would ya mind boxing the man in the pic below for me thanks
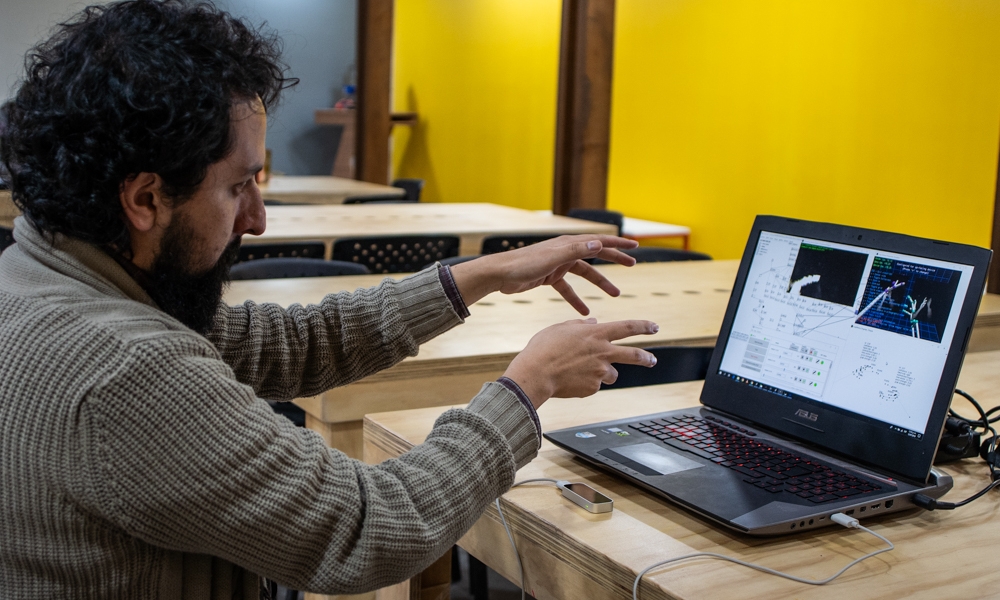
[0,1,658,598]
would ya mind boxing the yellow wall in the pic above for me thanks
[393,0,561,209]
[394,1,1000,258]
[609,0,1000,258]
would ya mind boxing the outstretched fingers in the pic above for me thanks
[552,278,589,315]
[568,260,621,297]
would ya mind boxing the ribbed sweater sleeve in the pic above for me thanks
[75,340,538,595]
[207,265,461,400]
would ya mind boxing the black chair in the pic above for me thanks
[480,234,560,255]
[596,246,711,264]
[601,346,714,390]
[343,194,410,204]
[438,254,480,267]
[567,208,623,236]
[230,258,370,281]
[332,235,460,274]
[391,178,424,202]
[237,242,326,263]
[0,226,13,254]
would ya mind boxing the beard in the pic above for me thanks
[143,216,242,335]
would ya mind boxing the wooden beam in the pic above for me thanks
[552,0,616,215]
[991,132,1000,294]
[356,0,394,184]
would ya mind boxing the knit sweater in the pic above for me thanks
[0,217,540,599]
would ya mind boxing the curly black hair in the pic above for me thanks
[0,0,296,248]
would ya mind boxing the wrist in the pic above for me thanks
[500,368,551,410]
[451,255,504,305]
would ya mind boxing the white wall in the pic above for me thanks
[0,0,356,176]
[0,0,89,100]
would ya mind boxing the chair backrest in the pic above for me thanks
[343,194,412,205]
[480,234,560,255]
[332,235,460,274]
[601,346,714,390]
[230,258,369,280]
[595,246,712,264]
[438,254,480,268]
[391,178,425,202]
[263,199,308,206]
[0,226,14,254]
[238,242,326,263]
[567,208,623,236]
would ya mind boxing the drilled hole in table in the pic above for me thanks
[683,290,701,294]
[513,300,532,304]
[584,296,602,300]
[621,294,637,298]
[715,288,731,293]
[651,292,670,297]
[549,298,564,302]
[479,302,494,306]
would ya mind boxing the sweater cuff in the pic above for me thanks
[394,264,466,345]
[466,382,541,470]
[437,264,470,319]
[496,377,542,445]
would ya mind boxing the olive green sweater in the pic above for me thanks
[0,218,539,599]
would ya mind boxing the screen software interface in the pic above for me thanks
[718,231,973,439]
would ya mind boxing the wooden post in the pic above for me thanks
[552,0,616,215]
[990,134,1000,294]
[356,0,394,185]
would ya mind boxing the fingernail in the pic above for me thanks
[587,241,600,250]
[651,323,660,333]
[649,355,658,366]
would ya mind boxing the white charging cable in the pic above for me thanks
[494,478,567,600]
[630,513,893,598]
[494,482,895,600]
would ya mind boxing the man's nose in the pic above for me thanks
[236,181,266,237]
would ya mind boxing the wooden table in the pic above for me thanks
[621,217,691,250]
[224,260,1000,459]
[0,190,17,228]
[259,175,404,205]
[363,350,1000,600]
[246,202,618,258]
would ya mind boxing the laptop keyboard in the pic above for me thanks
[627,414,886,503]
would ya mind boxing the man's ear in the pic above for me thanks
[120,172,171,233]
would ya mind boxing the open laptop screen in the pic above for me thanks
[717,230,973,439]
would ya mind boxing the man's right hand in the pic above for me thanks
[503,319,660,409]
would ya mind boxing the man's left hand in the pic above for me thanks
[449,235,640,315]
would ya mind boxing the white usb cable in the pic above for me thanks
[493,481,895,600]
[630,513,894,598]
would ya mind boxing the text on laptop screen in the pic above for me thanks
[718,231,973,438]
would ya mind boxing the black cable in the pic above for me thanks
[915,389,1000,510]
[914,479,1000,510]
[948,389,1000,427]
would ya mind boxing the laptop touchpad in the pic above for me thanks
[601,443,703,476]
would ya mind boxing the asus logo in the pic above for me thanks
[795,409,819,422]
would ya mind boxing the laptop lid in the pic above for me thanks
[701,216,991,483]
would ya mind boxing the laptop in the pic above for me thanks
[546,216,992,535]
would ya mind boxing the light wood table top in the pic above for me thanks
[246,202,618,257]
[363,350,1000,600]
[226,260,737,424]
[259,175,403,205]
[225,260,1000,425]
[0,190,17,228]
[622,217,691,249]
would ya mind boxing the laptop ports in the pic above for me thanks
[885,499,894,509]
